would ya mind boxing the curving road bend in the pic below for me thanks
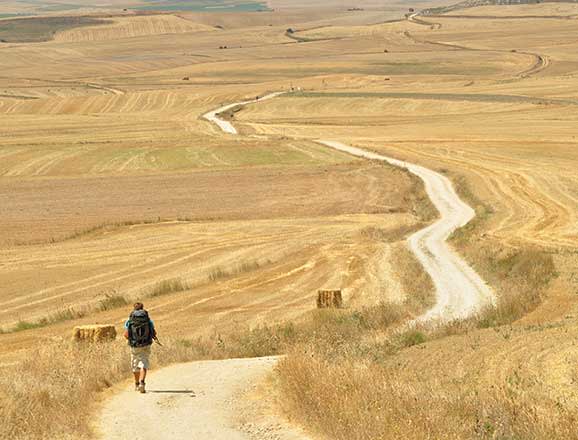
[203,92,285,135]
[204,96,495,322]
[317,141,495,321]
[98,94,496,440]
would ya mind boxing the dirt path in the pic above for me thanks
[202,92,285,135]
[98,93,494,439]
[97,357,307,440]
[318,141,495,321]
[207,95,494,321]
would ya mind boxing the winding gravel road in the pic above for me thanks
[204,94,495,320]
[318,141,495,321]
[98,92,494,440]
[203,92,285,135]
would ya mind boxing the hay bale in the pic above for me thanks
[317,289,343,309]
[73,325,116,342]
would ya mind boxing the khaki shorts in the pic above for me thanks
[130,345,151,372]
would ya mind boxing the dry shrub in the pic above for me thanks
[145,278,190,298]
[98,292,129,311]
[461,246,558,328]
[208,260,263,283]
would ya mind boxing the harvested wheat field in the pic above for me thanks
[2,0,578,438]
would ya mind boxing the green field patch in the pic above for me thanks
[0,141,352,177]
[38,3,95,12]
[0,16,110,43]
[133,0,269,12]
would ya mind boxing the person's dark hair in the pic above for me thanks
[133,302,144,310]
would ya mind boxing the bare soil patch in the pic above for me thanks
[0,162,413,244]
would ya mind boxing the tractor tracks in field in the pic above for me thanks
[405,12,551,81]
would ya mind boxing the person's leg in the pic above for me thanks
[138,368,147,393]
[131,348,140,390]
[137,345,151,393]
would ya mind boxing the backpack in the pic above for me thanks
[127,310,153,347]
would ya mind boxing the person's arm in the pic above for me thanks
[123,320,129,340]
[150,319,157,338]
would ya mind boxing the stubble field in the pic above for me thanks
[0,4,434,356]
[2,1,578,438]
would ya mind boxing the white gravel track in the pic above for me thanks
[317,140,495,321]
[98,93,494,440]
[202,92,285,135]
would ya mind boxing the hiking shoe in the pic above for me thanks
[135,383,140,392]
[139,381,146,394]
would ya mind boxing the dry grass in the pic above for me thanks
[2,2,578,438]
[274,253,562,440]
[0,179,560,440]
[273,177,562,440]
[208,260,263,283]
[0,337,209,439]
[278,354,470,440]
[394,243,436,311]
[0,303,408,439]
[7,218,165,247]
[0,278,189,334]
[0,341,127,440]
[0,277,191,334]
[474,247,557,327]
[277,349,578,440]
[54,15,215,42]
[7,308,87,333]
[450,173,558,326]
[98,293,130,312]
[145,278,191,298]
[264,151,563,440]
[216,104,244,121]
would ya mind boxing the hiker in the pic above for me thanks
[123,302,156,394]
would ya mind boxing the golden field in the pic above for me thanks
[1,0,578,438]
